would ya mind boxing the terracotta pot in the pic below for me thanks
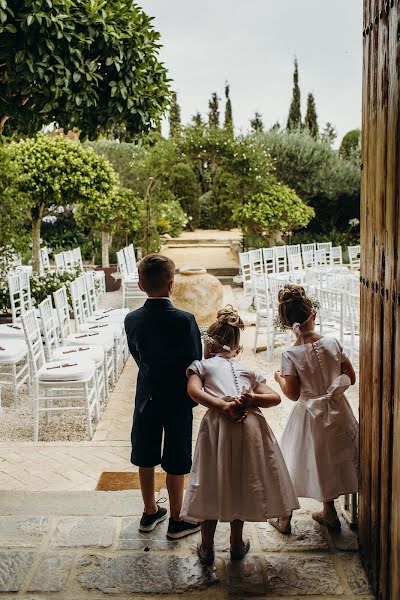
[95,265,121,292]
[0,314,12,324]
[172,267,224,326]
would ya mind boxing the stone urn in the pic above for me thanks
[172,267,224,326]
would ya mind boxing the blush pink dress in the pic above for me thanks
[279,336,359,502]
[180,356,299,523]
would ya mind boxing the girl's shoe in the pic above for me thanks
[312,512,341,531]
[268,518,292,535]
[197,543,215,566]
[230,539,250,560]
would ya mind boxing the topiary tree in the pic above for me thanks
[9,134,117,272]
[339,129,361,161]
[0,0,170,139]
[286,58,302,131]
[233,183,315,243]
[75,186,143,267]
[168,163,201,229]
[0,144,29,253]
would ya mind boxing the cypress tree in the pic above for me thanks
[208,92,220,128]
[250,112,264,133]
[224,84,233,134]
[286,58,302,130]
[169,91,181,137]
[192,112,203,127]
[304,93,319,138]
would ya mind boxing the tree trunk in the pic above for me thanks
[32,218,42,273]
[101,229,110,268]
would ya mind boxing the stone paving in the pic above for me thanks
[0,491,373,599]
[0,285,369,599]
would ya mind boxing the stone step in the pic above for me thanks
[165,241,235,248]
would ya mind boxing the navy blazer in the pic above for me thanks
[124,299,202,413]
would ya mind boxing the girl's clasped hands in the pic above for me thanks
[221,386,254,423]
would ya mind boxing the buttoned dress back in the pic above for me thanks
[279,336,359,502]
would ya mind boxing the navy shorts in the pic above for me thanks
[131,400,193,475]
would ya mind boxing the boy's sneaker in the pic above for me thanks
[166,518,201,539]
[139,506,168,532]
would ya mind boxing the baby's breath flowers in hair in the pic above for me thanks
[274,284,320,331]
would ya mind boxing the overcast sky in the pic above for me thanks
[141,0,363,144]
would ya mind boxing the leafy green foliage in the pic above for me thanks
[304,93,319,138]
[0,144,30,252]
[208,92,220,128]
[9,134,117,271]
[224,84,233,135]
[286,58,301,130]
[234,184,314,239]
[250,112,264,133]
[88,141,145,189]
[168,163,201,229]
[169,91,182,138]
[155,191,188,236]
[0,0,170,139]
[339,129,361,161]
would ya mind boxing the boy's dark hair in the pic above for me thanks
[138,254,176,294]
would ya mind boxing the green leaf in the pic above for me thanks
[26,14,34,26]
[73,72,81,82]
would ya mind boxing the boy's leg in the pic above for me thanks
[166,473,185,520]
[139,467,157,515]
[201,519,218,549]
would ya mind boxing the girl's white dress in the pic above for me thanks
[280,336,359,502]
[180,356,299,523]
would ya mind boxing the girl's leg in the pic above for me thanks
[230,519,244,546]
[321,500,337,519]
[201,520,218,549]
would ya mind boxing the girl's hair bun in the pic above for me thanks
[278,284,307,305]
[216,305,244,330]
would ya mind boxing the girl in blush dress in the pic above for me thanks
[270,285,358,534]
[180,306,299,565]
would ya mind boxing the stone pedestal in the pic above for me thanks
[172,267,224,326]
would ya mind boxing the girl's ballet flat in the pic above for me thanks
[312,512,341,531]
[197,543,215,566]
[230,539,250,560]
[268,518,292,535]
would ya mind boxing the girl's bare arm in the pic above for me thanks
[239,383,281,408]
[341,356,356,385]
[274,370,301,401]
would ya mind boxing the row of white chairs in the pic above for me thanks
[0,271,130,439]
[49,247,106,295]
[240,243,361,299]
[252,270,360,361]
[116,245,145,309]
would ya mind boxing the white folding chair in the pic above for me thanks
[239,252,253,299]
[287,244,301,258]
[288,253,303,272]
[21,308,98,441]
[84,271,128,321]
[8,273,23,323]
[343,292,360,360]
[331,246,343,266]
[348,245,361,271]
[72,248,84,272]
[317,242,332,265]
[0,335,29,408]
[252,273,275,360]
[273,246,287,273]
[54,252,65,273]
[262,248,275,275]
[248,249,264,275]
[39,296,106,404]
[302,250,314,269]
[117,250,143,309]
[40,247,51,272]
[315,249,329,268]
[301,243,316,255]
[123,244,138,277]
[316,287,344,342]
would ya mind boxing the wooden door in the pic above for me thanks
[360,2,400,599]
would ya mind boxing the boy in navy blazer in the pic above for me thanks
[125,254,202,538]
